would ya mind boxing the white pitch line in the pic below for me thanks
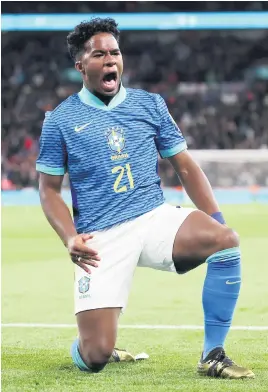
[1,323,268,331]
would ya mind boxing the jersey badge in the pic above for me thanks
[106,127,125,154]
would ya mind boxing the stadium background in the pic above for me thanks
[2,2,268,392]
[2,1,268,201]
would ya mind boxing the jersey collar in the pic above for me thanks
[78,84,126,110]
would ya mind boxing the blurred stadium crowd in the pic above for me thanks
[2,1,268,189]
[2,1,267,13]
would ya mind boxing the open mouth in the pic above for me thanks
[101,72,118,91]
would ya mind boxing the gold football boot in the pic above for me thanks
[108,348,149,363]
[197,348,255,379]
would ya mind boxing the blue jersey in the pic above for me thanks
[36,85,187,233]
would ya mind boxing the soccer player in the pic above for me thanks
[36,18,254,379]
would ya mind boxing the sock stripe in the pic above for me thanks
[71,338,91,372]
[206,247,240,264]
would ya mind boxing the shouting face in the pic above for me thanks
[76,32,123,96]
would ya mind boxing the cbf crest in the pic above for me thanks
[78,276,90,294]
[106,127,125,154]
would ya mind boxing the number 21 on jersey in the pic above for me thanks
[112,163,134,193]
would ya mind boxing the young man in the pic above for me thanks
[36,18,254,379]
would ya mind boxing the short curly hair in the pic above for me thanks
[67,18,120,61]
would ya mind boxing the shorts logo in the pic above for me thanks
[78,276,90,294]
[106,127,125,154]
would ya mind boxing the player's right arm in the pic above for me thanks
[39,173,99,274]
[36,112,100,273]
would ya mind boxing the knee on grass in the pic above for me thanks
[80,341,114,373]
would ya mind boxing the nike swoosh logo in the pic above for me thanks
[226,280,241,285]
[75,121,92,133]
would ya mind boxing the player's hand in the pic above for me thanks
[67,233,100,274]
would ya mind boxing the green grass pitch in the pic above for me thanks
[2,204,268,391]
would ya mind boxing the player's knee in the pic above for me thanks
[88,359,109,373]
[215,227,240,252]
[80,339,113,373]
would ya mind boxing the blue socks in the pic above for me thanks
[202,247,241,359]
[71,338,91,371]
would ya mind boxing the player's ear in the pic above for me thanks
[75,61,85,75]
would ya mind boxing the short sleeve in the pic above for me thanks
[36,112,67,175]
[155,94,187,158]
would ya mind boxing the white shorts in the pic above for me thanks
[74,203,195,314]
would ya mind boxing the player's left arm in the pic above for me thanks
[168,150,220,216]
[155,93,224,223]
